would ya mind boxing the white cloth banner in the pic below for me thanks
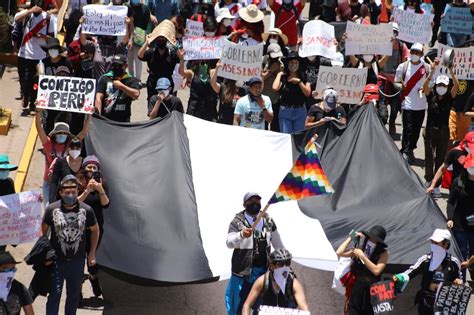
[218,40,264,82]
[315,66,368,104]
[345,21,393,56]
[393,8,434,44]
[36,75,96,114]
[299,20,337,58]
[0,191,42,246]
[82,5,128,36]
[185,19,204,37]
[183,36,224,60]
[437,44,474,80]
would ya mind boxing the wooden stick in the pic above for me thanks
[251,203,270,230]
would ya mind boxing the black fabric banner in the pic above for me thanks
[435,283,472,314]
[370,280,396,314]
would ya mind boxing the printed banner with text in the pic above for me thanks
[218,40,263,82]
[36,75,96,114]
[393,9,433,44]
[299,20,336,59]
[315,66,368,104]
[435,283,472,314]
[370,280,396,314]
[0,191,42,246]
[82,5,128,36]
[345,21,393,56]
[441,6,472,35]
[437,44,474,80]
[183,36,224,60]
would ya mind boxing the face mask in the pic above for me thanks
[324,93,337,110]
[241,32,249,39]
[62,193,78,206]
[429,243,447,271]
[0,270,16,301]
[269,38,278,44]
[363,54,374,63]
[49,49,59,58]
[112,66,124,78]
[273,266,291,292]
[436,86,448,96]
[410,54,420,63]
[467,167,474,176]
[160,89,170,98]
[81,58,93,71]
[222,19,232,27]
[245,203,261,216]
[0,171,9,180]
[69,150,81,159]
[157,41,167,49]
[55,134,67,144]
[288,64,299,73]
[204,31,215,37]
[365,240,376,256]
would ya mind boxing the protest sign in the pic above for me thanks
[185,19,204,37]
[437,44,474,80]
[315,66,368,104]
[218,40,263,82]
[183,36,224,60]
[370,280,396,314]
[441,6,472,35]
[299,20,336,58]
[393,9,434,44]
[435,283,472,314]
[421,3,433,15]
[0,191,41,246]
[345,21,393,56]
[36,75,96,114]
[82,5,128,36]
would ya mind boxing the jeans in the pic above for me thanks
[225,266,266,315]
[401,109,425,154]
[127,45,143,82]
[46,256,85,315]
[423,125,449,185]
[446,33,468,48]
[279,106,307,134]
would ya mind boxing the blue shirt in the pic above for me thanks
[234,94,273,130]
[147,0,179,22]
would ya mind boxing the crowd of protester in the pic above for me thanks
[0,0,473,314]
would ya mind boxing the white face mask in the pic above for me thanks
[69,150,81,159]
[410,54,420,63]
[273,266,290,292]
[429,243,447,271]
[160,89,170,98]
[363,54,374,63]
[269,38,279,44]
[436,86,448,96]
[49,49,60,58]
[241,32,249,39]
[222,19,232,27]
[0,170,9,180]
[204,31,215,37]
[467,167,474,176]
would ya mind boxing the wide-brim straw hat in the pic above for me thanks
[238,4,264,23]
[262,28,288,46]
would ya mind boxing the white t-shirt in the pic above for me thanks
[18,12,54,60]
[234,94,273,129]
[394,61,429,111]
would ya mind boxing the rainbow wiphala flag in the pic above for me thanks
[268,141,334,204]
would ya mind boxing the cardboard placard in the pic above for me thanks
[370,280,396,314]
[437,44,474,80]
[0,191,42,246]
[82,5,128,36]
[393,8,434,44]
[36,75,96,114]
[299,20,337,59]
[345,21,393,56]
[315,66,368,104]
[218,40,264,82]
[435,283,472,314]
[441,6,472,35]
[183,36,224,60]
[185,19,204,37]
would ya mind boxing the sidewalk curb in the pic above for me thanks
[14,118,37,192]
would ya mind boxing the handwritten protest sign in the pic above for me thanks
[218,40,263,82]
[315,66,368,104]
[185,19,204,37]
[183,36,224,60]
[82,5,128,36]
[393,9,433,44]
[36,75,96,114]
[441,6,472,35]
[345,22,393,56]
[437,44,474,80]
[435,283,472,314]
[299,20,336,59]
[370,280,396,314]
[0,191,41,245]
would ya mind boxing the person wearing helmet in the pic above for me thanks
[393,229,462,315]
[305,87,346,129]
[423,59,459,198]
[241,249,308,314]
[225,192,284,315]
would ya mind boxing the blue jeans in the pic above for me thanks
[446,33,468,47]
[225,266,266,315]
[279,106,307,134]
[452,229,474,281]
[46,256,85,315]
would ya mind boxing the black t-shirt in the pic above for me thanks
[444,148,468,184]
[131,3,151,30]
[454,80,473,112]
[0,280,33,315]
[140,47,179,83]
[0,178,15,196]
[97,75,141,122]
[83,186,109,228]
[43,200,97,260]
[93,41,127,80]
[42,56,73,77]
[279,75,307,107]
[307,105,346,121]
[303,57,332,86]
[147,95,184,118]
[427,92,453,128]
[357,61,379,85]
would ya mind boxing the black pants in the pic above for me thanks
[416,290,436,315]
[424,125,449,185]
[401,109,425,154]
[18,58,39,107]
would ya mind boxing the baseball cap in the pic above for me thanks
[156,78,171,90]
[267,43,283,58]
[60,174,80,188]
[429,229,451,242]
[410,43,423,53]
[111,54,127,65]
[435,75,449,86]
[247,77,263,86]
[0,252,21,265]
[243,192,261,203]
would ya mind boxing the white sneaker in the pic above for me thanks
[432,187,441,198]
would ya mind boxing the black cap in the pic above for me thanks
[0,252,21,265]
[60,175,80,188]
[111,54,127,65]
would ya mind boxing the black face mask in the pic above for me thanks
[112,65,124,77]
[81,58,93,71]
[157,41,167,49]
[245,203,261,216]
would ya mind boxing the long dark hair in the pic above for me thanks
[222,79,237,104]
[404,0,422,13]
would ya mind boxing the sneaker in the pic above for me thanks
[432,187,442,198]
[90,276,102,297]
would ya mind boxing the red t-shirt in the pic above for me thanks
[43,137,67,181]
[271,1,303,46]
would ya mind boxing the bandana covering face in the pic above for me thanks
[0,270,15,301]
[273,266,291,293]
[429,243,447,271]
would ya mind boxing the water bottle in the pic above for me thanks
[38,60,44,75]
